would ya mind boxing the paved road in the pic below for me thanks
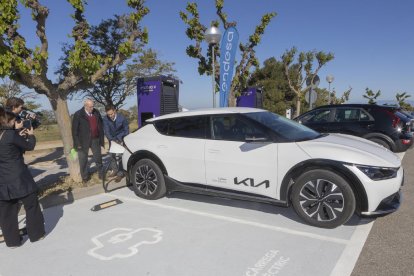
[1,186,376,276]
[352,147,414,276]
[2,142,411,275]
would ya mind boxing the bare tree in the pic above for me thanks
[281,47,334,116]
[0,0,150,182]
[0,78,38,106]
[180,0,275,106]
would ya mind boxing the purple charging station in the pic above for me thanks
[236,87,263,108]
[137,76,179,127]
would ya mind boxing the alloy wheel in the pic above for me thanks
[298,179,345,221]
[135,164,158,196]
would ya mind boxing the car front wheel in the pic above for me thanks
[131,159,166,200]
[291,169,356,228]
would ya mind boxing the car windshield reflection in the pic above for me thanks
[244,111,321,142]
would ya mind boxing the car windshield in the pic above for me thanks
[244,111,322,141]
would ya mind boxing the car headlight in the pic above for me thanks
[356,165,399,180]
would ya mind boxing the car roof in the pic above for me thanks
[294,103,400,120]
[147,107,264,122]
[314,103,399,109]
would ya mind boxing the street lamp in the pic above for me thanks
[205,26,221,108]
[326,75,334,104]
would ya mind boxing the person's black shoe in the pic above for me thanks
[82,174,91,182]
[7,236,23,248]
[31,234,45,243]
[82,176,90,184]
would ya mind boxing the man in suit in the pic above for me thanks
[72,99,105,183]
[103,104,129,180]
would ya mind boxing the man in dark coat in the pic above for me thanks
[0,107,45,248]
[72,99,105,182]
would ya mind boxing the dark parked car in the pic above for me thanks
[398,109,414,131]
[294,104,413,152]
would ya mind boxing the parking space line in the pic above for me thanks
[105,193,350,245]
[329,219,374,276]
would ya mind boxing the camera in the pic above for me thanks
[19,109,42,129]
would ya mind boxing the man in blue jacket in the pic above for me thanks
[103,104,129,180]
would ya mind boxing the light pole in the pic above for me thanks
[205,26,221,108]
[326,75,334,104]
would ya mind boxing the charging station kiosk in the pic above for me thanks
[236,87,263,108]
[137,76,179,127]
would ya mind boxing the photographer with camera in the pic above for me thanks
[5,97,41,131]
[0,106,45,248]
[5,97,25,129]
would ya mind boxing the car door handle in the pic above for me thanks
[157,145,168,149]
[208,149,220,153]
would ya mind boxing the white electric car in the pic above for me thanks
[121,108,403,228]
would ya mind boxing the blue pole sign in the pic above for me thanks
[219,26,239,107]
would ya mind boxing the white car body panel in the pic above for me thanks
[124,125,206,184]
[276,143,312,198]
[122,107,403,224]
[153,135,205,184]
[298,133,401,168]
[205,140,278,197]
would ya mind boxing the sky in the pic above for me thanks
[14,0,414,113]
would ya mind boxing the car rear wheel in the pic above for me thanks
[131,159,166,200]
[369,138,390,150]
[291,169,356,228]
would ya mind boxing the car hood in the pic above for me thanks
[296,133,401,168]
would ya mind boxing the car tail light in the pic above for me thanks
[402,139,411,145]
[392,115,400,128]
[406,123,412,133]
[384,110,401,128]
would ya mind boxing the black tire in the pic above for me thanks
[131,158,166,200]
[291,169,356,228]
[369,138,390,150]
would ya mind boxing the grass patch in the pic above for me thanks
[34,121,139,142]
[35,124,62,142]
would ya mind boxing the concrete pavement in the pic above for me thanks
[351,147,414,275]
[2,141,412,275]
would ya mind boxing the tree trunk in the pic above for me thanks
[295,97,301,117]
[49,93,82,183]
[228,88,237,107]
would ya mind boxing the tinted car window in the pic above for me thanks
[154,120,168,135]
[299,109,332,123]
[211,115,267,142]
[154,116,208,139]
[360,110,371,121]
[334,108,372,122]
[244,111,321,142]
